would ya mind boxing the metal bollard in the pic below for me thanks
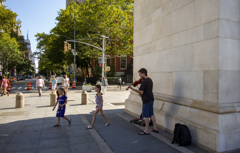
[15,93,24,108]
[81,91,88,105]
[50,93,57,106]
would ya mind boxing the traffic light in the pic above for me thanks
[64,41,67,52]
[68,43,71,51]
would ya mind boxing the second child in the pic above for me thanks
[52,88,71,127]
[51,76,57,93]
[86,85,111,129]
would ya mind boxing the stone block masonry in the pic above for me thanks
[125,0,240,152]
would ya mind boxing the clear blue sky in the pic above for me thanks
[3,0,66,70]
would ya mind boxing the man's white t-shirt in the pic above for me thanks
[63,78,69,87]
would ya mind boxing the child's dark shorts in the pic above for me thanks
[142,101,154,118]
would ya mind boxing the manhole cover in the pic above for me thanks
[111,103,125,106]
[0,112,25,116]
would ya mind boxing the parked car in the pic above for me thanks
[8,76,17,83]
[26,75,33,79]
[16,76,20,81]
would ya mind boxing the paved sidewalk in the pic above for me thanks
[0,89,207,153]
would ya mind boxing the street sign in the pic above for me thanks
[105,54,111,58]
[98,57,107,64]
[105,66,110,72]
[73,52,77,55]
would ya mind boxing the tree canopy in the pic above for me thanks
[36,0,133,75]
[0,4,31,76]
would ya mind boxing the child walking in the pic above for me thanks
[86,85,111,129]
[52,87,71,127]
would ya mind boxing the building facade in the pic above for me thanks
[125,0,240,152]
[25,32,32,61]
[25,32,35,73]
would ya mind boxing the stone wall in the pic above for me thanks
[125,0,240,152]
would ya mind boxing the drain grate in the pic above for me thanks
[25,104,30,106]
[0,112,25,116]
[68,100,75,102]
[111,103,125,106]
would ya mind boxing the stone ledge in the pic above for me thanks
[129,91,240,114]
[132,91,240,114]
[125,98,219,133]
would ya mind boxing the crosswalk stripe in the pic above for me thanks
[12,86,49,90]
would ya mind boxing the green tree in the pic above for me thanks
[0,33,22,75]
[35,0,133,77]
[0,4,29,76]
[0,5,18,34]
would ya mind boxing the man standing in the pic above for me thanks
[117,76,122,90]
[128,68,158,135]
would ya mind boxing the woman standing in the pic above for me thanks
[62,75,70,95]
[1,76,8,96]
[35,76,45,97]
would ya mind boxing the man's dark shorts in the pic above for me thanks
[142,101,154,118]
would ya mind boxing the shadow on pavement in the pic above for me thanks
[0,108,208,153]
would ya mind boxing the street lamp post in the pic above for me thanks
[57,35,108,83]
[101,35,108,84]
[73,14,76,82]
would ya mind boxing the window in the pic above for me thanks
[120,55,127,70]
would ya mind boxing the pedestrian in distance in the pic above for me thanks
[86,84,111,129]
[52,87,71,127]
[35,76,45,97]
[51,76,57,94]
[83,77,87,85]
[96,80,101,85]
[62,75,70,95]
[6,79,10,96]
[1,76,9,96]
[117,76,122,90]
[102,76,108,94]
[128,68,158,135]
[50,76,53,83]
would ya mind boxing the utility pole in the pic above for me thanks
[73,14,76,82]
[102,37,105,84]
[101,35,108,84]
